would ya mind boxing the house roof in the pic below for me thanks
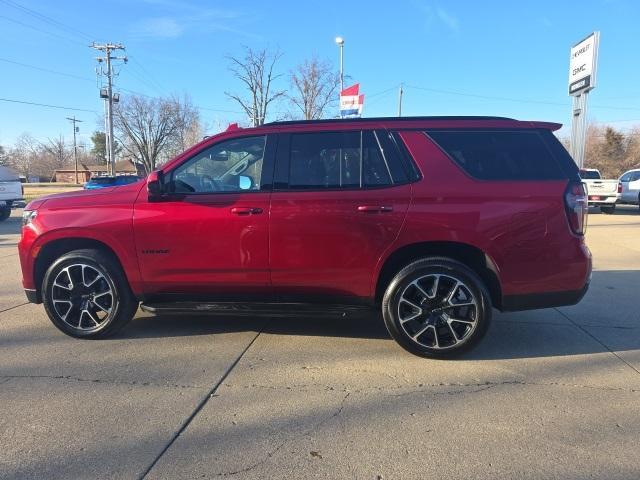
[55,159,137,173]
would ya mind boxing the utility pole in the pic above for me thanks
[91,42,127,176]
[66,116,83,184]
[397,83,404,117]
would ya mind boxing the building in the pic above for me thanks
[53,159,138,183]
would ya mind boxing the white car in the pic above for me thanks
[0,166,23,221]
[618,169,640,209]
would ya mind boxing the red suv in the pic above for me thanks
[18,117,592,357]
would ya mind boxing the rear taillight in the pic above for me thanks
[618,182,622,193]
[564,182,588,235]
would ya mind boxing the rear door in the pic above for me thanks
[269,129,412,301]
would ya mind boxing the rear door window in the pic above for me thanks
[426,130,566,180]
[287,130,392,189]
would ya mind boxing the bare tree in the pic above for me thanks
[288,56,340,120]
[114,94,200,174]
[225,47,285,126]
[41,136,72,174]
[165,94,202,158]
[5,133,39,177]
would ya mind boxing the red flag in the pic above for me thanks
[340,83,359,96]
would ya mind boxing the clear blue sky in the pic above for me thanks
[1,0,639,147]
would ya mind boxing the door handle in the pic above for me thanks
[357,205,393,213]
[230,207,263,215]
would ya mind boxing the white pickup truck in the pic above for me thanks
[580,168,619,214]
[0,166,24,221]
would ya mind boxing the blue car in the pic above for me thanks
[84,175,141,190]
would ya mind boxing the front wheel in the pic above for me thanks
[382,257,492,358]
[42,249,138,338]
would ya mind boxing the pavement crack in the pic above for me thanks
[214,440,286,477]
[226,380,640,395]
[138,320,269,480]
[1,374,199,389]
[0,302,29,314]
[555,307,640,377]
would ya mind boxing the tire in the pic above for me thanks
[42,249,138,339]
[600,205,616,214]
[0,207,10,221]
[382,257,492,358]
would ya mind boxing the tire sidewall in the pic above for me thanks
[382,258,492,358]
[42,252,126,338]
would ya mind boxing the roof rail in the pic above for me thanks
[264,115,516,126]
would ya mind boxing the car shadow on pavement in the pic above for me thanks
[591,205,639,216]
[113,270,640,360]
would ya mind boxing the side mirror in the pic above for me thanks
[147,170,164,200]
[238,175,253,190]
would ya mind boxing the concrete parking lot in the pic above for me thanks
[1,207,639,479]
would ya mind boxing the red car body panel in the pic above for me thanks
[133,190,271,295]
[376,131,591,297]
[19,117,591,309]
[269,185,411,298]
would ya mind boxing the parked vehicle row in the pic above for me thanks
[19,116,592,357]
[579,167,640,213]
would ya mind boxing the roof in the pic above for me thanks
[0,165,20,181]
[258,116,561,132]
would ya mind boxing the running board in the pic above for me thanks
[139,301,374,317]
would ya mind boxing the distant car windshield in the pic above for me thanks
[580,170,601,180]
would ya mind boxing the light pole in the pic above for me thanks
[335,36,344,93]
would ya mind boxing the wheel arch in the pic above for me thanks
[33,238,126,303]
[375,241,502,309]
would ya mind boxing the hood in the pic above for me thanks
[27,182,143,210]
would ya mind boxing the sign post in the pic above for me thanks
[568,32,600,168]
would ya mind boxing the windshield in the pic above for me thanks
[88,177,114,184]
[580,170,601,180]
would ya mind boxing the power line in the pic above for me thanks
[0,56,244,115]
[0,97,98,113]
[0,56,94,82]
[405,84,640,112]
[127,55,167,94]
[0,0,93,41]
[0,14,86,46]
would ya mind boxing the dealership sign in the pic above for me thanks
[340,83,364,118]
[568,32,599,96]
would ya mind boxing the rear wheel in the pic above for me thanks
[601,205,616,214]
[42,249,138,338]
[382,257,492,358]
[0,207,10,221]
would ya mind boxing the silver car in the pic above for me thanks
[618,169,640,208]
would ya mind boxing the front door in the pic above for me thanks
[134,134,275,298]
[269,129,411,301]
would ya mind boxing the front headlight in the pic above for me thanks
[22,210,37,227]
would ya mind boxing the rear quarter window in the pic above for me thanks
[426,130,567,181]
